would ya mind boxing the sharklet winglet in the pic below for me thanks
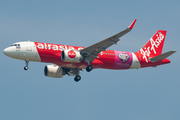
[128,19,137,29]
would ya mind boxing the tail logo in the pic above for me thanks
[140,32,165,63]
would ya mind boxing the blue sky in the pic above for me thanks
[1,0,180,120]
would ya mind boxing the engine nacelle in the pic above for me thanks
[44,65,64,78]
[61,50,83,63]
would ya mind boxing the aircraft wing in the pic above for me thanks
[80,19,137,62]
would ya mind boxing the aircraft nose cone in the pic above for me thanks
[3,47,12,57]
[3,48,8,56]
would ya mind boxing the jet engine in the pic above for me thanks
[44,65,65,78]
[61,50,83,63]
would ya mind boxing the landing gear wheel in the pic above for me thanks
[24,66,29,70]
[74,75,81,82]
[86,65,93,72]
[24,60,29,70]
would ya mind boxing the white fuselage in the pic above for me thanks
[3,41,41,62]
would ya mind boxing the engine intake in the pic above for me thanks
[61,50,83,63]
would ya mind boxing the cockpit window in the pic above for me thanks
[11,44,20,46]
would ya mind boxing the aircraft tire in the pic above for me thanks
[86,65,93,72]
[24,66,29,70]
[74,75,81,82]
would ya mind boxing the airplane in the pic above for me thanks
[3,19,176,82]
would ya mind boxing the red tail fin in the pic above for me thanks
[136,30,167,62]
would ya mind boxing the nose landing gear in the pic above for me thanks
[24,60,29,70]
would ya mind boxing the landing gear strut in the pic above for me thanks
[24,60,29,70]
[86,65,93,72]
[84,57,93,72]
[74,75,81,82]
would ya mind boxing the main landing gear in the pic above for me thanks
[86,65,93,72]
[84,57,93,72]
[74,75,81,82]
[24,60,29,70]
[74,65,93,82]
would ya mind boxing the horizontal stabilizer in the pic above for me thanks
[149,51,176,62]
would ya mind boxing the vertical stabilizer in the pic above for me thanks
[136,30,167,63]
